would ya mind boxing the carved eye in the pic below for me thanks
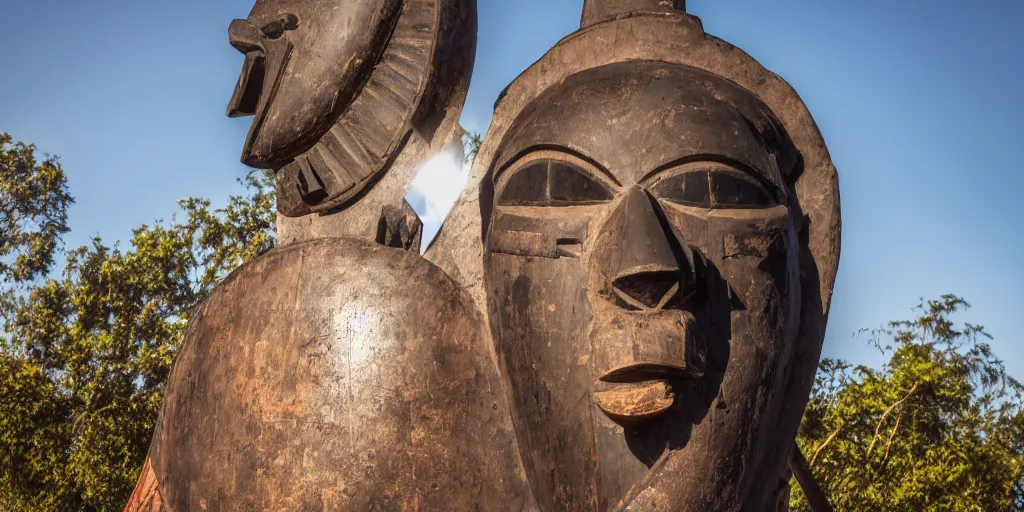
[649,171,710,208]
[651,168,775,208]
[498,159,612,206]
[260,13,299,39]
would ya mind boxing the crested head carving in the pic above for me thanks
[227,0,476,217]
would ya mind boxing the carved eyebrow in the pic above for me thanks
[497,158,613,206]
[493,146,620,187]
[640,156,785,198]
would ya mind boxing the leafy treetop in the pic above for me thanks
[0,134,275,511]
[790,295,1024,511]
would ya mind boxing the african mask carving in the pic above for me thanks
[430,2,841,510]
[226,0,401,169]
[483,60,803,510]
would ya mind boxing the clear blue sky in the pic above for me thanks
[2,0,1021,377]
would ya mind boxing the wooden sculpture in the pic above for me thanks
[128,0,840,510]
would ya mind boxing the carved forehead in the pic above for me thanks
[248,0,363,31]
[249,0,306,21]
[493,61,796,188]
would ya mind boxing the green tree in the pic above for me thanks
[459,127,482,164]
[791,295,1024,511]
[0,133,74,285]
[0,134,276,511]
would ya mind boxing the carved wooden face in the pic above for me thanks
[227,0,400,168]
[482,61,804,509]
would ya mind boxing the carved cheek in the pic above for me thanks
[483,208,598,344]
[657,202,710,256]
[705,206,795,348]
[706,206,791,281]
[482,214,600,507]
[486,209,594,259]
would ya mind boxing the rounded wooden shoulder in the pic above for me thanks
[148,238,533,510]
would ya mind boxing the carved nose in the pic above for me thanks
[612,268,681,310]
[609,187,691,310]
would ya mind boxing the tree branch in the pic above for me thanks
[810,427,841,468]
[868,381,919,456]
[882,410,902,462]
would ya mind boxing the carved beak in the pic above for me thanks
[227,19,266,118]
[226,51,266,118]
[226,17,294,168]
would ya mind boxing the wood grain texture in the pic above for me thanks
[149,239,535,510]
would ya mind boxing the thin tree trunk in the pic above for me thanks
[790,442,833,512]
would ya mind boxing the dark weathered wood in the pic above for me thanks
[430,2,841,510]
[130,0,842,510]
[149,239,534,509]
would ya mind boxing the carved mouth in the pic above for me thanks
[226,18,293,167]
[587,301,706,427]
[227,51,266,119]
[599,362,694,383]
[594,363,691,427]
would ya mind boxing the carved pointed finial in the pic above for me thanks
[581,0,685,28]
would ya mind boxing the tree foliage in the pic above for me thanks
[0,135,275,511]
[0,133,74,285]
[459,127,482,164]
[792,295,1024,511]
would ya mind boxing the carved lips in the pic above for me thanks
[590,305,706,427]
[594,380,675,428]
